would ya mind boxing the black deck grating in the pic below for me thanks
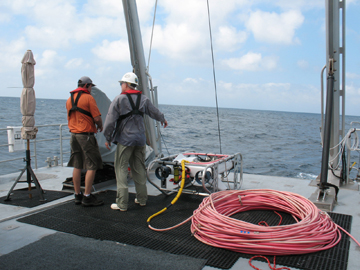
[17,190,352,269]
[0,188,72,207]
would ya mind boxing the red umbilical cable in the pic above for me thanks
[190,189,358,256]
[249,255,290,270]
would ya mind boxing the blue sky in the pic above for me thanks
[0,0,359,115]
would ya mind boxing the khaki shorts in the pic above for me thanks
[67,133,103,170]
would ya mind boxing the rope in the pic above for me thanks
[206,0,222,154]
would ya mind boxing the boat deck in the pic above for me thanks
[0,165,359,270]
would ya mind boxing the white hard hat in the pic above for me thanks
[119,72,139,86]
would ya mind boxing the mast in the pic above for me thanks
[314,0,346,211]
[122,0,161,157]
[324,0,346,170]
[320,0,346,184]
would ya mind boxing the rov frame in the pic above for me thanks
[146,152,243,196]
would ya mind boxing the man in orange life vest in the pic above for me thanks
[66,76,104,207]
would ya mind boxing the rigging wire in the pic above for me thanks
[146,0,223,155]
[206,0,222,154]
[160,130,170,156]
[146,0,170,156]
[147,0,158,72]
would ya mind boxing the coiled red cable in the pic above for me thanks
[190,189,359,256]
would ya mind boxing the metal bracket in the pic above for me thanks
[328,58,334,75]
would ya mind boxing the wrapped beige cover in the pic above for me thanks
[20,50,38,139]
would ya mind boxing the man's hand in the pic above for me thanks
[105,141,111,150]
[162,120,168,128]
[94,116,103,132]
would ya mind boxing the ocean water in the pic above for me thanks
[1,96,359,179]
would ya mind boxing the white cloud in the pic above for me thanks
[273,0,360,10]
[0,0,37,13]
[346,84,360,115]
[272,0,324,10]
[2,0,126,49]
[0,12,11,22]
[183,78,199,84]
[0,38,26,71]
[215,26,247,52]
[25,16,123,49]
[222,52,277,71]
[39,50,59,66]
[346,0,358,6]
[151,23,208,61]
[158,77,215,106]
[262,56,278,70]
[347,72,360,79]
[83,0,154,22]
[297,60,309,69]
[82,0,123,17]
[92,39,130,62]
[146,0,250,62]
[65,58,84,69]
[35,50,63,77]
[225,52,261,71]
[95,66,113,80]
[160,0,248,25]
[346,84,360,95]
[246,10,304,44]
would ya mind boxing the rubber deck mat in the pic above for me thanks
[17,190,352,269]
[63,164,116,188]
[0,188,72,208]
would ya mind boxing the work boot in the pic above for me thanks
[82,194,104,207]
[74,192,83,205]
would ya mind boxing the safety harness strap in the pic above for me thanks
[118,93,144,121]
[68,91,92,118]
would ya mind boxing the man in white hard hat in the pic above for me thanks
[103,72,168,212]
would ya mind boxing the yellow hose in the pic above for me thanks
[349,161,357,172]
[147,160,188,224]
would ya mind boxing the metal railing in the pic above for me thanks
[0,124,70,173]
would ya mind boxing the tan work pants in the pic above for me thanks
[114,144,147,210]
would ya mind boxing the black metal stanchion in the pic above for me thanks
[5,140,46,202]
